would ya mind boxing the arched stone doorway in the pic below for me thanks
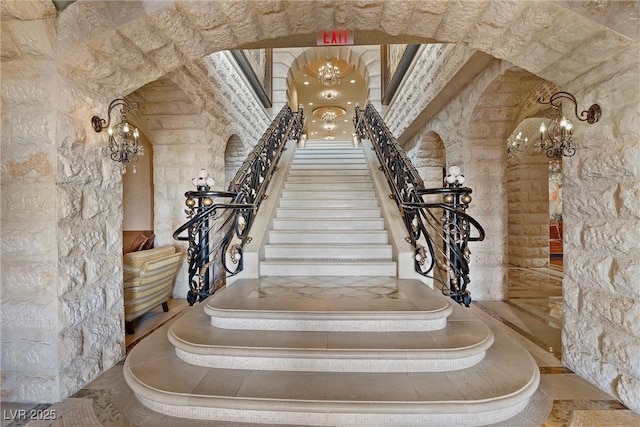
[2,0,638,410]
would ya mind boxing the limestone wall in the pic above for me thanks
[1,2,126,402]
[507,120,551,268]
[1,0,639,413]
[561,45,640,412]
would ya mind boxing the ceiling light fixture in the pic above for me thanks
[320,90,339,100]
[321,110,337,130]
[318,60,341,86]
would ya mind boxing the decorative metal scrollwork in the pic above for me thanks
[173,105,304,305]
[354,103,485,306]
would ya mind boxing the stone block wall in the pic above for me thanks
[507,120,551,268]
[1,0,638,413]
[1,10,61,399]
[1,4,127,401]
[561,44,640,412]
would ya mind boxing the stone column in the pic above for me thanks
[1,10,125,401]
[561,45,640,413]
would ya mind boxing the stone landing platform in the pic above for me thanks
[124,277,539,426]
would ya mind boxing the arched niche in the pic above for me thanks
[224,134,245,187]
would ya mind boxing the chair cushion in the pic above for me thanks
[124,245,176,283]
[123,252,182,321]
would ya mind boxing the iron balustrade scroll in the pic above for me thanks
[173,105,304,305]
[354,103,485,306]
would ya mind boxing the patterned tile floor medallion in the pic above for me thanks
[3,259,640,426]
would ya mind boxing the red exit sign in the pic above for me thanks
[317,30,354,46]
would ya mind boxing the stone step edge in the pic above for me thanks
[168,319,494,373]
[125,368,538,425]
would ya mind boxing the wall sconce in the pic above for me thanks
[91,98,143,174]
[507,131,529,158]
[536,91,601,159]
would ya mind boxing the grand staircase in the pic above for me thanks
[261,140,396,276]
[125,140,539,426]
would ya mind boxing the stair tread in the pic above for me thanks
[205,277,447,315]
[125,299,539,424]
[169,304,494,367]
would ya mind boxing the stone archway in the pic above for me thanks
[2,0,639,410]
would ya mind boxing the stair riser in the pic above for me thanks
[264,246,393,259]
[288,169,372,176]
[284,182,374,190]
[279,199,379,208]
[282,190,376,199]
[272,219,384,230]
[286,176,373,183]
[175,349,485,372]
[294,154,365,160]
[276,208,380,218]
[290,164,370,170]
[259,262,396,276]
[269,232,389,244]
[292,157,367,165]
[133,395,530,427]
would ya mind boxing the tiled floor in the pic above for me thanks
[2,263,640,426]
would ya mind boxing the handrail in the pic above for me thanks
[173,105,304,304]
[354,103,485,306]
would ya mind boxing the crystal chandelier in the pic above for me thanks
[507,131,529,157]
[317,60,341,86]
[91,98,143,174]
[320,90,339,100]
[321,110,337,130]
[535,91,601,159]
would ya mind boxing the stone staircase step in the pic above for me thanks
[269,230,389,244]
[283,182,374,190]
[290,163,370,170]
[125,290,539,426]
[169,296,492,372]
[275,207,380,218]
[292,159,367,165]
[259,259,397,276]
[286,175,373,183]
[281,189,377,199]
[279,198,379,208]
[264,244,393,259]
[288,169,372,176]
[272,218,385,230]
[294,152,365,157]
[203,278,450,332]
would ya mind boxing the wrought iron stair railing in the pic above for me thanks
[354,103,485,306]
[173,105,304,305]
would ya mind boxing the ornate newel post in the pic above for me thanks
[183,169,217,304]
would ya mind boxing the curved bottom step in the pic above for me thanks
[125,307,539,426]
[169,303,494,372]
[203,277,452,332]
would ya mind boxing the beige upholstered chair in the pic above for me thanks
[123,245,182,334]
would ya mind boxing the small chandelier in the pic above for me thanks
[535,91,601,159]
[321,110,337,130]
[318,60,341,86]
[507,131,529,157]
[320,90,339,100]
[91,98,143,174]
